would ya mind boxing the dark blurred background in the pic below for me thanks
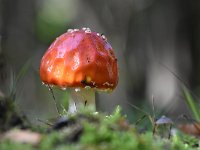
[0,0,200,123]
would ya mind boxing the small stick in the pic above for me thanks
[125,100,154,125]
[152,95,156,120]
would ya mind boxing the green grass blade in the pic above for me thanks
[182,86,200,121]
[9,58,32,99]
[16,58,32,83]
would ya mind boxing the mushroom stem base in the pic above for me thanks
[68,88,95,113]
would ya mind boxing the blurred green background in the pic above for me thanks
[0,0,200,123]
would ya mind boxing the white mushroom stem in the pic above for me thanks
[68,88,96,113]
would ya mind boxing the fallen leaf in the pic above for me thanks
[3,129,41,145]
[178,123,200,137]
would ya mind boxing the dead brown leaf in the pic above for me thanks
[178,123,200,137]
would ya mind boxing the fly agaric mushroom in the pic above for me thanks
[40,28,118,113]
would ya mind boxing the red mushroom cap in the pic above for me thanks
[40,28,118,90]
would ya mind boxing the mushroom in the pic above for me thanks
[40,28,118,113]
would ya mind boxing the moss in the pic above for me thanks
[0,140,34,150]
[0,106,200,150]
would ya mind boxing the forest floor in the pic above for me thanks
[0,97,200,150]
